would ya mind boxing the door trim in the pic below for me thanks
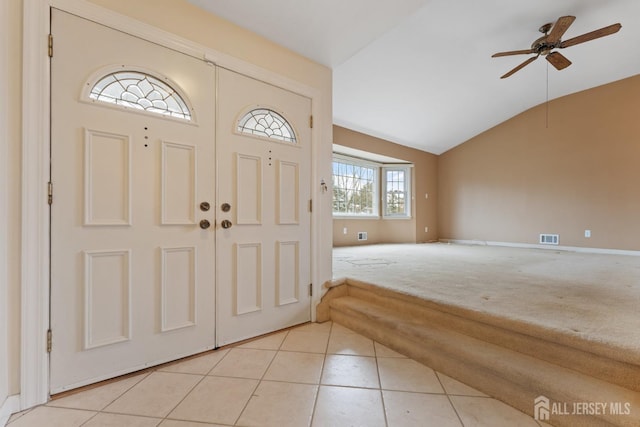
[0,0,11,411]
[22,0,329,410]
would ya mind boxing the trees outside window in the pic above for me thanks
[332,157,378,217]
[383,166,411,218]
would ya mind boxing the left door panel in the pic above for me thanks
[50,9,216,393]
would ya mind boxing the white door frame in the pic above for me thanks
[0,0,12,417]
[22,0,327,409]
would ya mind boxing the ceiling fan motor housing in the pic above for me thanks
[532,35,558,56]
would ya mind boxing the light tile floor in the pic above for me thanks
[7,322,550,427]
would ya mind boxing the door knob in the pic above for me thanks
[199,219,211,229]
[221,219,233,229]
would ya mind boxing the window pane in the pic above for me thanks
[384,167,410,217]
[237,108,297,143]
[332,158,377,216]
[89,71,192,121]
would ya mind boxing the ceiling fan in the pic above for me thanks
[492,16,621,79]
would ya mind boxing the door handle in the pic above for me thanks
[199,219,211,229]
[221,219,233,229]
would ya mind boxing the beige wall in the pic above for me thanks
[5,0,332,404]
[87,0,329,90]
[438,75,640,250]
[332,126,438,246]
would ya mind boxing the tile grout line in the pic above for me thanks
[150,372,205,424]
[81,409,167,425]
[78,410,99,426]
[435,371,466,427]
[308,322,336,427]
[231,330,290,426]
[374,339,390,427]
[434,372,542,425]
[58,370,154,426]
[158,349,230,424]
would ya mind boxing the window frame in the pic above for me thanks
[331,154,381,219]
[382,165,412,219]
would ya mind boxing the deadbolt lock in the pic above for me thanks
[200,202,211,212]
[221,203,231,212]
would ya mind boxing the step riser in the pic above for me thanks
[330,308,620,427]
[319,282,640,427]
[346,285,640,392]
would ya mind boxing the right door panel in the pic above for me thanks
[216,68,312,346]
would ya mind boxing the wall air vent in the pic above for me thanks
[357,232,368,241]
[539,234,559,245]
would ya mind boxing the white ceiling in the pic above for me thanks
[188,0,640,154]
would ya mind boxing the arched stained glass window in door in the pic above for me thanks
[88,70,192,121]
[237,108,297,143]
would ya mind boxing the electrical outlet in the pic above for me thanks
[424,226,429,233]
[343,227,347,235]
[585,230,591,238]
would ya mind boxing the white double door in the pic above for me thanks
[50,10,311,393]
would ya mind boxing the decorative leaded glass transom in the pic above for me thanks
[88,71,192,121]
[237,108,297,143]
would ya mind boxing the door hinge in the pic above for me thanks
[309,283,313,297]
[309,115,313,129]
[48,182,53,205]
[48,34,53,58]
[46,329,52,353]
[308,199,312,213]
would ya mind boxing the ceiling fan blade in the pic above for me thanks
[560,23,622,48]
[546,52,572,70]
[500,56,538,79]
[546,15,576,44]
[492,49,535,58]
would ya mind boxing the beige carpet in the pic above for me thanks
[332,243,640,357]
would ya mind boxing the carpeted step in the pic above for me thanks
[319,283,640,427]
[342,280,640,393]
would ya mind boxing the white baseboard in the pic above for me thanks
[0,395,20,427]
[439,239,640,257]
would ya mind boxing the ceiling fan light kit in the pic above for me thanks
[492,16,622,79]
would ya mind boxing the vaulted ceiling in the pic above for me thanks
[188,0,640,154]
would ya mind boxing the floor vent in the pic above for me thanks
[539,234,559,245]
[357,232,368,241]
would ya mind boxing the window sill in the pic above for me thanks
[333,215,381,220]
[381,215,412,220]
